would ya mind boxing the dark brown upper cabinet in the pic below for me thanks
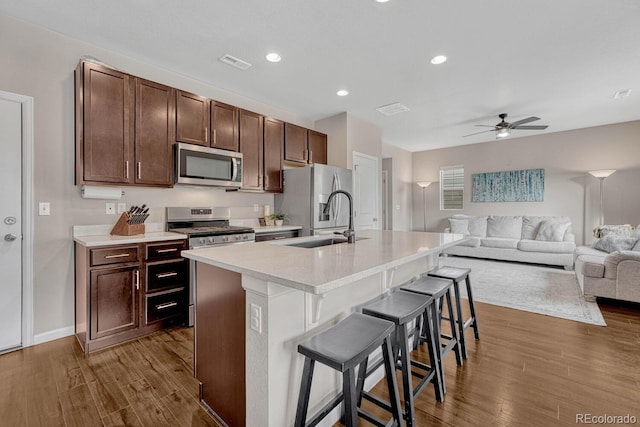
[284,123,328,166]
[264,117,284,192]
[76,61,135,185]
[284,123,308,164]
[211,101,239,152]
[307,130,328,165]
[176,90,210,146]
[239,110,264,191]
[134,78,175,186]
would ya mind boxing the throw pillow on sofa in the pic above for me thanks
[449,218,470,235]
[593,235,638,253]
[535,219,571,242]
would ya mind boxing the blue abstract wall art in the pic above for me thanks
[472,168,545,202]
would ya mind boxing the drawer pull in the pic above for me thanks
[156,302,178,310]
[156,272,178,279]
[156,248,178,253]
[105,253,131,259]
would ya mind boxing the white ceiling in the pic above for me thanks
[2,0,640,152]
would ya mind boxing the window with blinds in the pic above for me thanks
[440,167,464,210]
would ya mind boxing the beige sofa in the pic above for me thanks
[443,215,576,268]
[574,232,640,303]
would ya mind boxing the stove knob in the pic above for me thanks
[243,235,248,240]
[208,237,214,244]
[199,238,206,246]
[222,236,229,242]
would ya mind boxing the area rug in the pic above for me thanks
[438,256,607,326]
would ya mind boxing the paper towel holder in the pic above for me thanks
[81,185,125,200]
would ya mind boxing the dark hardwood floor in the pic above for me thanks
[0,300,638,426]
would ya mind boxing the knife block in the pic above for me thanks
[110,212,145,236]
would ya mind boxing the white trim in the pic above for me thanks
[352,151,381,230]
[33,326,74,345]
[0,90,35,348]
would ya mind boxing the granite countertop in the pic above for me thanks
[182,230,467,294]
[73,223,186,247]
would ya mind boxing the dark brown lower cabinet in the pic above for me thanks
[75,239,188,354]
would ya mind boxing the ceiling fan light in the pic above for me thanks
[496,128,510,138]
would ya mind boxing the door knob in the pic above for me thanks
[4,234,17,242]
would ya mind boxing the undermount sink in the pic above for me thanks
[283,236,368,249]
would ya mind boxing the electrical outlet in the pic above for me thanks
[117,203,127,214]
[38,202,50,216]
[250,303,262,333]
[106,203,115,215]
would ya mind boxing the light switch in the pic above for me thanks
[117,203,127,214]
[395,204,401,210]
[38,202,50,216]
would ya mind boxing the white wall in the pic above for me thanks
[412,120,640,244]
[0,14,314,338]
[382,144,413,231]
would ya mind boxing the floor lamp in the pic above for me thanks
[588,169,616,226]
[417,181,431,231]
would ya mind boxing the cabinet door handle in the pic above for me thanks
[156,248,178,253]
[303,149,308,161]
[213,129,217,145]
[137,162,141,180]
[156,302,178,310]
[205,126,208,143]
[135,269,140,290]
[105,253,130,259]
[125,161,129,180]
[265,175,269,188]
[156,272,178,279]
[309,150,313,163]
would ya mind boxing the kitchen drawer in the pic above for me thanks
[146,288,187,324]
[146,240,186,261]
[90,245,139,266]
[146,259,188,293]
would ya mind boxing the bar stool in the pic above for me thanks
[400,276,463,393]
[428,266,480,359]
[361,290,443,427]
[294,313,402,427]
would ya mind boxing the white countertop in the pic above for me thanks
[253,225,302,234]
[73,223,186,247]
[182,230,467,294]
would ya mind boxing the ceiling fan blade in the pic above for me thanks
[462,129,495,137]
[474,125,497,128]
[512,125,548,130]
[508,116,540,127]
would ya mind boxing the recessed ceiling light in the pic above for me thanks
[613,88,632,99]
[376,0,391,3]
[265,52,282,63]
[337,90,349,97]
[430,55,447,65]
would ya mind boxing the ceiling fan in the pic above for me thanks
[463,113,548,138]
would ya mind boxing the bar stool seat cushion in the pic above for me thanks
[298,313,395,372]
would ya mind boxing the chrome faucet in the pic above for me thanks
[323,190,355,243]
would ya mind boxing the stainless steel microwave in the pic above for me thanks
[175,143,243,188]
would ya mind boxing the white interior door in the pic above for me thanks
[353,152,380,230]
[0,98,23,352]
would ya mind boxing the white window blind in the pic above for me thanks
[440,167,464,210]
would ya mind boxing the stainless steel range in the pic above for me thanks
[167,207,255,325]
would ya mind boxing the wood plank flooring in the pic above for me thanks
[0,300,638,426]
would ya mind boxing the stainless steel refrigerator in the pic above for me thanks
[275,164,353,236]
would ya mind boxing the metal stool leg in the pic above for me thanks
[294,358,315,427]
[342,368,358,427]
[398,325,415,427]
[451,280,468,359]
[424,303,444,401]
[382,336,403,426]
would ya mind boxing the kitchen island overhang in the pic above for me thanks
[183,230,467,427]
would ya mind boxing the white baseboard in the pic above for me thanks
[33,326,74,345]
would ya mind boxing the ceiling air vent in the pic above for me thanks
[219,54,252,70]
[376,102,410,116]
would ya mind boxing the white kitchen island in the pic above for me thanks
[182,230,466,427]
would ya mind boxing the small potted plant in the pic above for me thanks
[273,213,286,226]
